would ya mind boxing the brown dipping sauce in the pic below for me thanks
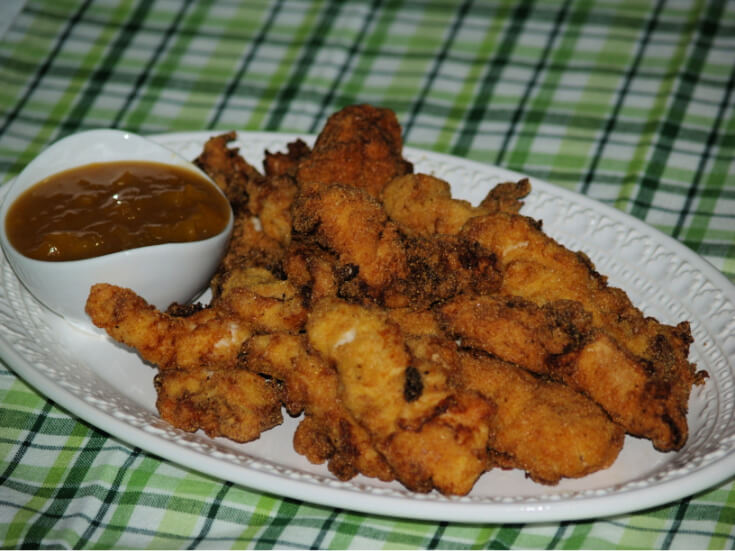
[5,161,231,261]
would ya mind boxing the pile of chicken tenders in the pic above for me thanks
[85,105,707,495]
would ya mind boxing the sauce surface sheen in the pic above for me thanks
[5,161,231,261]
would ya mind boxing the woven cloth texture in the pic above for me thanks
[1,0,734,548]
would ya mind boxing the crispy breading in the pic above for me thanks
[307,298,493,495]
[381,174,530,236]
[296,104,413,198]
[194,131,265,212]
[282,241,341,306]
[290,183,500,308]
[255,174,298,247]
[86,268,306,371]
[551,330,702,451]
[291,184,408,298]
[457,351,624,484]
[462,212,706,450]
[478,178,531,214]
[439,294,590,374]
[214,214,285,281]
[213,265,290,299]
[263,139,311,179]
[388,233,500,308]
[210,266,308,334]
[86,268,300,444]
[155,368,282,442]
[196,134,304,285]
[381,173,482,236]
[86,282,254,371]
[242,332,394,482]
[386,307,443,337]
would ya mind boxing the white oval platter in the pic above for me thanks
[1,131,734,524]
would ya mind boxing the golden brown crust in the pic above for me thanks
[461,212,706,451]
[242,332,394,482]
[307,298,493,495]
[290,183,501,308]
[439,294,589,374]
[457,351,624,484]
[296,104,413,198]
[291,183,408,298]
[155,368,282,442]
[381,174,530,237]
[194,131,265,212]
[86,282,253,371]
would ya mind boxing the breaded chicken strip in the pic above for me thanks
[86,268,306,370]
[86,283,254,371]
[551,329,701,452]
[457,351,624,484]
[155,368,283,442]
[381,174,530,236]
[378,305,622,483]
[242,332,394,482]
[194,131,265,212]
[86,268,301,443]
[196,133,307,274]
[296,104,413,198]
[290,183,500,308]
[292,184,408,298]
[462,213,706,450]
[307,298,494,495]
[439,294,590,375]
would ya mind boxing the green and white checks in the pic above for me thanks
[1,0,734,548]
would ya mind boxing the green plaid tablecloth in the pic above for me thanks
[1,0,734,548]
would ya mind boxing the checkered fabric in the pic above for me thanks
[1,0,734,548]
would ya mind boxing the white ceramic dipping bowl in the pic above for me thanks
[0,129,233,332]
